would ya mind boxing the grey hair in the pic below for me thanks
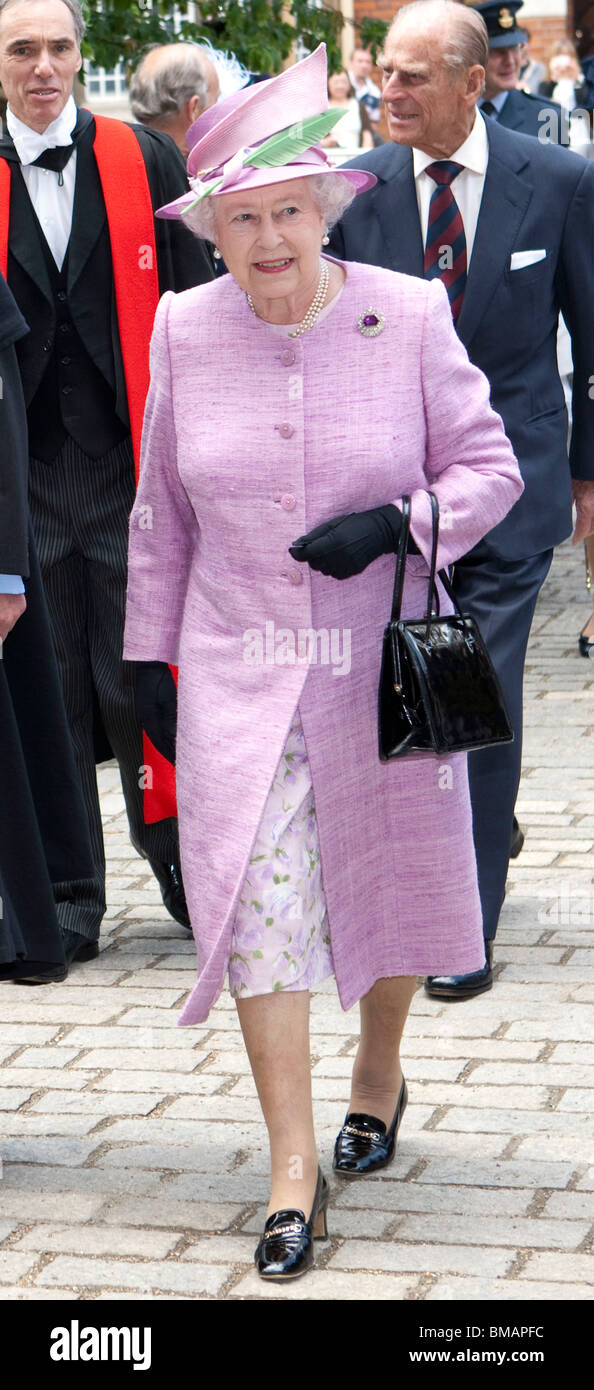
[129,46,211,124]
[388,0,489,73]
[182,172,357,244]
[0,0,85,44]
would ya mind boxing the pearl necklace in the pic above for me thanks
[246,261,330,338]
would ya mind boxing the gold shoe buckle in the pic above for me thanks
[343,1124,382,1142]
[268,1222,304,1239]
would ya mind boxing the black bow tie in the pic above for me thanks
[31,143,75,184]
[0,108,94,179]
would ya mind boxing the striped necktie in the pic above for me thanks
[423,160,467,323]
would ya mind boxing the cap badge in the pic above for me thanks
[498,7,515,29]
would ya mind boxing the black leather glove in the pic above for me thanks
[134,661,177,765]
[289,504,414,580]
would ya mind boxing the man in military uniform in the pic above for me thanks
[474,0,564,141]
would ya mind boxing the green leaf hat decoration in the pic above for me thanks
[181,109,347,216]
[248,110,346,166]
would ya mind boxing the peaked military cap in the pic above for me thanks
[470,1,529,47]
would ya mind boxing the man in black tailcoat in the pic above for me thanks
[0,270,96,982]
[0,0,214,974]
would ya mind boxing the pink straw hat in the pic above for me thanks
[157,44,376,220]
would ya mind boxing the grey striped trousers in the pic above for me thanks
[29,435,179,939]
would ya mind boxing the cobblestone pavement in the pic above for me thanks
[1,538,593,1303]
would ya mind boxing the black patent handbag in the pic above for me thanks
[378,494,514,760]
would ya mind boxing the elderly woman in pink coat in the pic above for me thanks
[124,46,523,1282]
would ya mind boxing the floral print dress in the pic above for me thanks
[228,710,334,998]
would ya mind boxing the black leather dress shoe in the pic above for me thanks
[425,940,494,1001]
[255,1168,329,1281]
[579,630,594,658]
[15,929,99,986]
[148,860,191,930]
[12,959,68,985]
[510,816,525,859]
[333,1077,408,1177]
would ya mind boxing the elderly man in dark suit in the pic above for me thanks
[0,0,214,972]
[330,0,594,998]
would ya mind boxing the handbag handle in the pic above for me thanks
[390,495,411,622]
[390,493,441,631]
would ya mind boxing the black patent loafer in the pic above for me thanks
[15,929,99,986]
[425,940,493,1001]
[148,860,191,930]
[333,1077,408,1178]
[255,1168,329,1281]
[579,631,594,658]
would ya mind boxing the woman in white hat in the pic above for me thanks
[124,45,523,1281]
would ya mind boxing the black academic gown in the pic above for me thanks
[0,111,214,428]
[0,275,94,978]
[0,111,214,771]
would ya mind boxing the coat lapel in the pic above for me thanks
[370,146,424,277]
[456,122,533,350]
[494,89,526,132]
[67,113,107,295]
[4,157,53,307]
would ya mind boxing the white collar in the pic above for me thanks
[7,95,78,165]
[412,111,489,180]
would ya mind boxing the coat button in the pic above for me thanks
[42,340,51,351]
[281,494,297,511]
[62,385,72,395]
[281,348,296,366]
[288,569,303,585]
[60,356,71,365]
[57,290,67,301]
[277,422,294,439]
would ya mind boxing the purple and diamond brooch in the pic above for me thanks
[357,307,385,338]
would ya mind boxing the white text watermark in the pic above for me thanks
[243,621,351,677]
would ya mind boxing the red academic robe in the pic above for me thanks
[0,114,176,823]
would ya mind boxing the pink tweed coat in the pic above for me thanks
[124,259,523,1025]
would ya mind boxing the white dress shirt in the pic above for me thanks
[412,111,489,265]
[6,95,78,268]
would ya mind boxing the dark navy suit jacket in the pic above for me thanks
[330,120,594,560]
[492,88,564,142]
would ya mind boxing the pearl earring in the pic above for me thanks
[322,232,330,246]
[213,248,222,260]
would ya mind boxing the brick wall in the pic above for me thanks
[354,0,399,23]
[522,15,571,65]
[353,3,570,62]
